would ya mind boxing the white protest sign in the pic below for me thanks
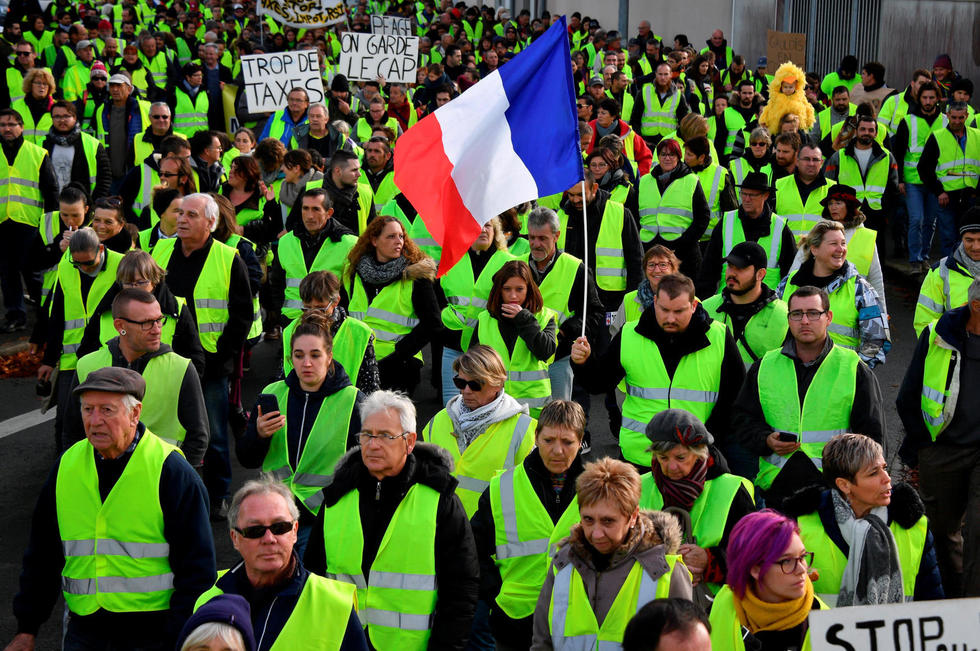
[370,15,413,36]
[809,598,980,650]
[339,32,419,84]
[256,0,347,29]
[240,51,325,113]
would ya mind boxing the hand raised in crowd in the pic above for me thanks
[570,336,591,364]
[259,180,275,202]
[255,405,286,438]
[500,303,522,319]
[766,431,802,456]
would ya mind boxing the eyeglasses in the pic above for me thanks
[749,141,768,147]
[122,279,152,289]
[159,172,180,178]
[72,256,100,268]
[788,309,827,321]
[118,315,167,331]
[95,196,122,208]
[357,431,410,444]
[51,114,73,121]
[453,376,483,392]
[92,76,108,82]
[777,551,814,574]
[234,521,294,539]
[645,261,672,270]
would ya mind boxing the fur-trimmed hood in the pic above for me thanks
[556,509,683,572]
[403,256,437,281]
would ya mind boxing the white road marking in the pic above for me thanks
[0,409,54,440]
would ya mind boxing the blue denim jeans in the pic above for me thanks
[905,182,937,262]
[203,376,232,506]
[549,356,574,401]
[465,599,496,651]
[441,347,463,407]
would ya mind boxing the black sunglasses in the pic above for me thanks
[453,376,483,392]
[95,196,123,208]
[234,521,294,539]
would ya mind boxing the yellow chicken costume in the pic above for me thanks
[758,62,816,135]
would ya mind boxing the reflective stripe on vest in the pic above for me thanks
[134,164,161,213]
[534,252,581,325]
[424,410,535,518]
[594,200,628,290]
[56,433,176,614]
[845,226,877,278]
[152,238,238,353]
[637,172,700,242]
[278,231,357,319]
[774,175,829,238]
[933,127,980,191]
[782,272,861,349]
[698,164,726,239]
[755,346,858,490]
[57,249,123,369]
[173,88,209,136]
[640,473,750,548]
[0,139,47,227]
[920,323,959,439]
[348,275,420,361]
[619,320,726,466]
[902,114,948,184]
[439,248,515,341]
[322,483,439,650]
[549,559,675,649]
[837,151,890,210]
[490,465,580,619]
[477,308,556,414]
[261,381,358,513]
[76,346,191,446]
[640,86,680,136]
[701,292,788,368]
[718,210,785,292]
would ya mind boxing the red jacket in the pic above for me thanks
[586,118,653,176]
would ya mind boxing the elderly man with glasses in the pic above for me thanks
[306,389,480,651]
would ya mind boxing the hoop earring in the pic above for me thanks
[120,329,127,335]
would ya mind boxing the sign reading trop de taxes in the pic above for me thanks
[240,51,325,113]
[808,597,980,650]
[339,32,419,84]
[370,15,412,36]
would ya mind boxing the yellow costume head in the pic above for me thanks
[758,62,815,135]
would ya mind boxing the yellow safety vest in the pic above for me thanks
[347,274,421,362]
[637,172,700,243]
[932,127,980,192]
[57,249,123,369]
[701,293,788,368]
[901,113,948,185]
[0,138,47,226]
[476,308,557,415]
[836,150,891,211]
[717,210,786,291]
[173,86,209,137]
[774,176,829,239]
[639,86,681,137]
[278,231,357,320]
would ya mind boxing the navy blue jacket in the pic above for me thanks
[12,427,216,646]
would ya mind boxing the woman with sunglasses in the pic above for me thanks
[238,313,363,557]
[138,155,197,230]
[281,270,379,393]
[93,195,137,253]
[469,260,557,417]
[776,219,889,368]
[709,510,828,650]
[422,345,536,518]
[727,126,774,202]
[783,434,943,606]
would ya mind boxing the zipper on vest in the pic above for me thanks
[375,480,382,501]
[295,392,310,469]
[256,594,278,650]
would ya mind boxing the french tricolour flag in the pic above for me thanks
[393,16,583,276]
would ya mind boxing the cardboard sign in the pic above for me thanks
[809,597,980,650]
[256,0,347,29]
[370,15,412,36]
[766,29,806,73]
[339,32,419,84]
[240,51,325,113]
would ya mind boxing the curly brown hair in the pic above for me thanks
[486,260,543,316]
[345,216,425,282]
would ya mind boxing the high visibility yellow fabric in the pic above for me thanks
[817,104,857,139]
[932,127,980,191]
[709,584,826,650]
[133,164,161,215]
[261,381,358,514]
[173,87,209,137]
[490,464,580,619]
[476,308,557,415]
[139,51,170,89]
[640,473,752,548]
[6,67,27,105]
[755,346,859,490]
[423,410,536,518]
[196,571,357,651]
[12,98,53,145]
[621,290,644,324]
[347,274,421,362]
[914,259,974,336]
[322,483,439,651]
[781,274,860,349]
[845,226,877,278]
[371,171,399,213]
[696,164,728,241]
[919,322,959,440]
[305,178,373,234]
[639,86,681,137]
[0,138,47,226]
[76,346,191,446]
[78,132,101,197]
[619,320,726,466]
[637,172,700,243]
[797,511,927,604]
[701,292,788,368]
[533,252,581,326]
[774,176,829,239]
[548,558,677,649]
[717,210,786,291]
[837,151,890,210]
[728,158,773,202]
[439,248,515,346]
[152,238,239,353]
[57,249,123,370]
[355,117,399,144]
[56,433,176,615]
[878,92,910,137]
[901,114,948,185]
[282,314,373,382]
[278,231,357,320]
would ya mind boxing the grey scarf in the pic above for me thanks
[445,391,527,453]
[953,242,980,279]
[50,124,81,147]
[832,489,905,606]
[356,255,409,285]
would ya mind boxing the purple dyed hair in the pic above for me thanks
[725,510,800,598]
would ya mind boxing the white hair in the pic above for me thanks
[120,393,141,412]
[227,476,299,532]
[527,206,560,233]
[179,622,245,651]
[183,193,219,232]
[359,390,416,434]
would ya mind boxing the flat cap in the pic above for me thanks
[645,409,714,449]
[73,367,145,401]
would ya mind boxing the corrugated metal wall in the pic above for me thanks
[782,0,881,75]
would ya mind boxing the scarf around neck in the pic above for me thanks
[832,488,904,606]
[51,123,81,147]
[637,278,657,309]
[356,255,409,285]
[445,391,527,453]
[953,242,980,279]
[734,575,815,634]
[652,455,708,510]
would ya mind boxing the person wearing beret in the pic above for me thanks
[639,409,756,594]
[7,367,215,651]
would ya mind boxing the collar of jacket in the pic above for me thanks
[634,301,714,355]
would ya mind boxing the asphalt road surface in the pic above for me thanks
[0,268,920,648]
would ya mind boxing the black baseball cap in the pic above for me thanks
[724,241,767,270]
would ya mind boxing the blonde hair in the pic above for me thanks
[23,67,56,96]
[801,219,845,260]
[117,249,166,287]
[678,113,708,140]
[576,457,641,517]
[452,345,507,388]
